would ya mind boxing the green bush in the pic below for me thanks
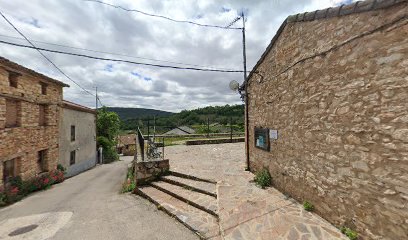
[254,168,271,189]
[57,164,66,173]
[0,169,65,207]
[341,227,358,240]
[97,136,119,163]
[0,186,8,206]
[303,201,314,211]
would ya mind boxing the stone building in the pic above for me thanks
[245,1,407,239]
[117,134,135,156]
[0,57,68,185]
[59,100,96,177]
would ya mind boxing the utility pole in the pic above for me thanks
[95,86,99,164]
[95,86,98,111]
[241,11,250,171]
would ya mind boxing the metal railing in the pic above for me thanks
[136,127,164,162]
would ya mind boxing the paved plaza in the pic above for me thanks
[165,143,347,239]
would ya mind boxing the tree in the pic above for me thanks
[97,107,121,162]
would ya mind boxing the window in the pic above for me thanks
[254,127,270,151]
[71,125,76,141]
[5,99,19,128]
[39,105,46,126]
[70,151,76,165]
[38,150,48,172]
[3,158,19,183]
[40,82,47,95]
[8,71,19,88]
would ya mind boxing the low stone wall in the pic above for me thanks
[134,159,169,186]
[185,137,245,146]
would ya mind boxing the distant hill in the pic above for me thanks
[114,104,245,132]
[107,107,173,120]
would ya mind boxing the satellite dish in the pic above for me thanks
[229,80,240,91]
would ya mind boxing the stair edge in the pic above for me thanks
[150,182,219,218]
[169,171,217,184]
[161,176,217,198]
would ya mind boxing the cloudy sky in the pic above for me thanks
[0,0,351,112]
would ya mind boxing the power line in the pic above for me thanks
[0,10,95,97]
[0,40,244,73]
[0,33,236,71]
[84,0,242,30]
[97,96,104,107]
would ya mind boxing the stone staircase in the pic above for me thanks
[135,171,221,239]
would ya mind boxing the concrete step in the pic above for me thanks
[169,171,217,184]
[150,181,218,217]
[161,175,217,197]
[136,186,220,239]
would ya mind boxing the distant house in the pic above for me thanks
[0,56,69,185]
[163,126,195,135]
[117,134,136,156]
[59,100,96,177]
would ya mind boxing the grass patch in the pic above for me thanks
[122,166,136,193]
[341,227,358,240]
[254,168,271,189]
[303,201,314,211]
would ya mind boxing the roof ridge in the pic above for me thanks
[245,0,407,86]
[287,0,405,23]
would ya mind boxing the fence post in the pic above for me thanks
[230,117,233,143]
[162,137,165,160]
[207,117,210,138]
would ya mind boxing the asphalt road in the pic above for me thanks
[0,159,198,240]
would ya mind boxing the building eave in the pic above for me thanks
[0,56,70,87]
[62,100,96,114]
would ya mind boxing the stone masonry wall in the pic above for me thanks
[247,3,408,240]
[134,159,170,186]
[0,65,64,184]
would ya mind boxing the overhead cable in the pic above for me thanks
[84,0,242,30]
[0,34,236,71]
[0,40,244,73]
[0,10,95,97]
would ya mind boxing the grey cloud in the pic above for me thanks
[0,0,340,111]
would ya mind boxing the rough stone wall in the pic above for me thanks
[247,4,408,240]
[134,159,169,186]
[0,66,64,184]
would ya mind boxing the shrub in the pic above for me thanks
[0,189,6,206]
[103,149,119,163]
[97,136,119,163]
[254,168,271,189]
[8,176,23,190]
[341,227,358,240]
[303,201,314,211]
[0,168,65,206]
[57,164,66,174]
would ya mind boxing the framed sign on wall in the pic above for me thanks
[254,127,270,151]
